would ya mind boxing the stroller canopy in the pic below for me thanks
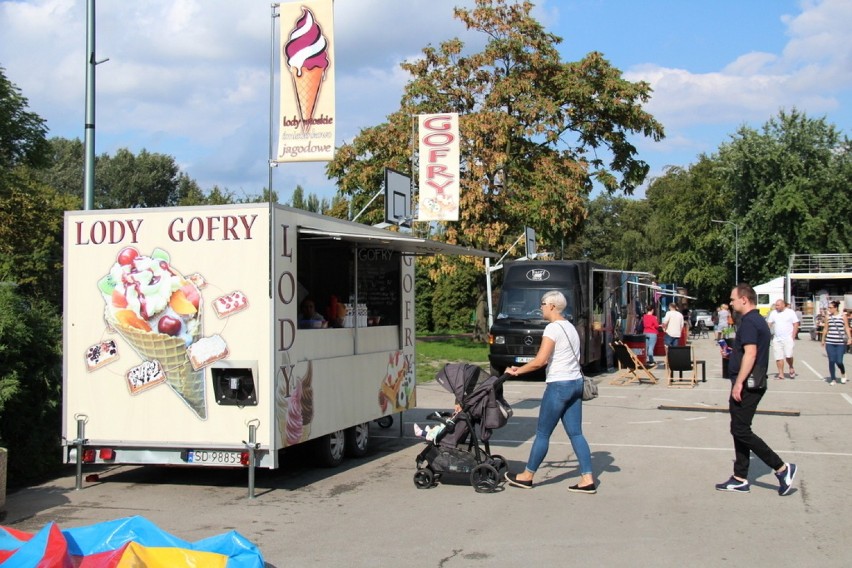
[434,363,492,404]
[434,364,511,444]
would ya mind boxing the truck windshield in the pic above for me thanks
[496,288,574,321]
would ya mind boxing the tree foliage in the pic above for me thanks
[0,67,50,171]
[716,109,852,283]
[0,285,63,486]
[327,0,663,254]
[635,109,851,306]
[327,0,663,337]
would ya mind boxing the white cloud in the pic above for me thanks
[625,0,850,136]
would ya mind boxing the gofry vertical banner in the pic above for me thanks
[276,0,336,163]
[418,113,460,221]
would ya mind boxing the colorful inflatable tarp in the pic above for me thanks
[0,515,264,566]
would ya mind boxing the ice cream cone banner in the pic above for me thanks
[107,314,208,420]
[276,0,336,162]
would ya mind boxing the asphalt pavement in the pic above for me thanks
[4,334,852,567]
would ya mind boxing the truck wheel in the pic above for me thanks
[375,415,393,429]
[490,365,505,378]
[345,423,370,457]
[314,429,346,467]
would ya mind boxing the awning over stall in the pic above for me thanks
[298,227,497,258]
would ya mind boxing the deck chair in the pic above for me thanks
[665,345,698,388]
[610,340,658,385]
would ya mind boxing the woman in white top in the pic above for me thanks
[715,304,730,340]
[822,301,852,384]
[503,290,596,493]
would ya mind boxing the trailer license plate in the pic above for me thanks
[515,357,534,363]
[186,450,242,465]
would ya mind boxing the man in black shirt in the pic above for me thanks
[715,283,798,495]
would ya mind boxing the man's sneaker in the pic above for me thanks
[715,476,750,493]
[829,380,837,386]
[841,376,848,384]
[776,463,797,496]
[789,369,796,379]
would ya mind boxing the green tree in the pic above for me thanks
[564,194,655,270]
[95,148,187,208]
[329,0,663,253]
[716,109,852,283]
[0,70,64,484]
[327,0,663,335]
[0,285,63,486]
[644,159,732,305]
[0,67,50,171]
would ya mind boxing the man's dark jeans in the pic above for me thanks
[729,385,784,479]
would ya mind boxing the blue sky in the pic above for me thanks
[1,0,849,203]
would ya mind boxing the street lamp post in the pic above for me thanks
[712,219,739,285]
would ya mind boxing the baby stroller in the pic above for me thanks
[414,363,512,493]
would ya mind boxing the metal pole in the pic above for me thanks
[74,415,87,490]
[734,223,739,285]
[246,420,259,499]
[83,0,96,210]
[485,257,493,329]
[268,3,278,198]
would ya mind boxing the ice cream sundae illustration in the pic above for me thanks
[277,361,314,446]
[285,6,330,131]
[98,247,208,419]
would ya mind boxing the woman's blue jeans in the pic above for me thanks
[525,379,593,476]
[826,343,846,380]
[644,332,657,363]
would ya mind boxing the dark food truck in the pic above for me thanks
[488,260,652,376]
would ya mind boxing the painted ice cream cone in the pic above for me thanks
[277,361,313,447]
[99,247,206,420]
[284,7,329,131]
[108,311,206,419]
[289,67,324,129]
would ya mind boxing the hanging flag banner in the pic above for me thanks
[276,0,336,163]
[418,113,460,221]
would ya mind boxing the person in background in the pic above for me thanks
[298,297,326,328]
[642,305,660,367]
[503,290,596,494]
[715,283,797,495]
[821,301,851,385]
[794,306,804,339]
[715,303,730,341]
[661,302,685,348]
[766,299,800,380]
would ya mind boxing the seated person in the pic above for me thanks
[298,298,327,329]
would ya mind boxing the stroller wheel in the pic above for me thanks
[413,468,435,489]
[471,463,500,493]
[489,454,508,475]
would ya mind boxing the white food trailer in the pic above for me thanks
[63,203,493,486]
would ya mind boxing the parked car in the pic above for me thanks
[690,309,714,328]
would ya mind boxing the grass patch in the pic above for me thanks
[416,337,490,383]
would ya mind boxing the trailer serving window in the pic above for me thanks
[297,237,400,327]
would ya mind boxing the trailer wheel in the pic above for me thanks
[314,429,346,467]
[470,463,500,493]
[413,468,434,489]
[345,423,370,457]
[375,415,393,429]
